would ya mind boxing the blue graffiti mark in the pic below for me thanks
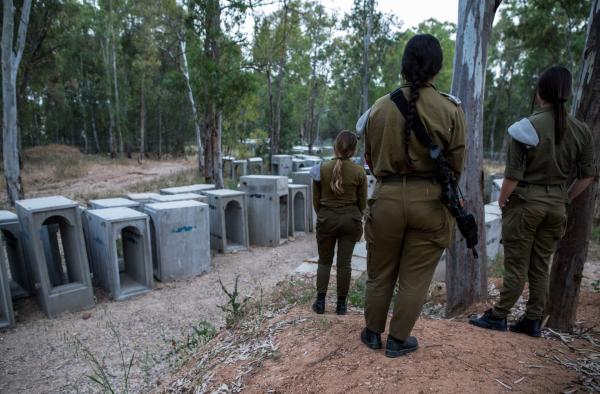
[94,237,104,246]
[172,225,196,234]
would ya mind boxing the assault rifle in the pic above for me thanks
[390,88,479,258]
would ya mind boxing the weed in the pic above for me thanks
[488,256,506,277]
[166,321,217,368]
[592,280,600,293]
[218,276,251,328]
[348,279,366,308]
[66,320,134,393]
[271,277,314,307]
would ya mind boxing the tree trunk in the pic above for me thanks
[90,100,101,153]
[445,0,501,317]
[203,0,224,188]
[2,0,32,205]
[361,0,374,113]
[269,0,289,162]
[109,0,123,156]
[158,101,162,160]
[546,0,600,331]
[266,69,275,163]
[101,38,116,157]
[139,78,145,163]
[179,36,204,173]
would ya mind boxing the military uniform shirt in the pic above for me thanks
[365,84,467,178]
[313,159,367,213]
[505,108,598,184]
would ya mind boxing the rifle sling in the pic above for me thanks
[389,88,435,151]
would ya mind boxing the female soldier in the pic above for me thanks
[361,34,466,357]
[470,66,596,337]
[311,131,367,315]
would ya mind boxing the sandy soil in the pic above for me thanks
[0,145,196,207]
[168,292,599,394]
[0,234,317,393]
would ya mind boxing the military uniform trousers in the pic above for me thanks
[316,205,364,297]
[493,184,567,320]
[364,178,453,341]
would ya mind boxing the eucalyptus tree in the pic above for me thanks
[2,0,33,205]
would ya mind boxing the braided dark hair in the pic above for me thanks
[400,34,443,169]
[535,66,572,144]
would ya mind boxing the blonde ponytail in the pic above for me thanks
[331,158,345,195]
[329,130,358,196]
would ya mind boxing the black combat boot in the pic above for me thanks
[360,327,382,349]
[312,293,326,314]
[385,335,418,358]
[510,317,542,337]
[336,297,347,315]
[469,308,508,331]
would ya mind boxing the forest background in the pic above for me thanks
[1,0,591,172]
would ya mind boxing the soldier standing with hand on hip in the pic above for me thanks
[470,66,597,336]
[360,34,466,357]
[311,131,367,315]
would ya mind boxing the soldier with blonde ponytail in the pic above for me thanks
[310,130,367,315]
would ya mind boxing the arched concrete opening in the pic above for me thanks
[225,200,245,247]
[116,226,147,293]
[1,229,28,297]
[293,193,306,232]
[279,195,289,242]
[41,216,83,288]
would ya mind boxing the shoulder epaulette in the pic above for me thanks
[440,92,462,106]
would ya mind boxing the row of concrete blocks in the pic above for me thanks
[222,156,264,181]
[0,175,315,326]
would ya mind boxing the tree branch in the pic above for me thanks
[13,0,33,69]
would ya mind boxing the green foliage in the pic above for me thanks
[217,276,251,328]
[165,321,217,368]
[348,278,366,308]
[13,0,592,165]
[592,280,600,293]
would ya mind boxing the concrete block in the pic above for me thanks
[151,193,208,204]
[0,210,32,298]
[271,155,293,177]
[160,184,216,195]
[247,157,263,175]
[233,160,248,182]
[16,196,94,318]
[292,158,305,172]
[288,184,308,236]
[291,171,316,233]
[367,175,377,199]
[144,201,211,281]
[0,236,15,328]
[490,178,503,203]
[89,198,141,211]
[126,193,161,209]
[83,207,153,300]
[485,204,503,261]
[202,189,249,253]
[222,156,235,179]
[240,175,289,246]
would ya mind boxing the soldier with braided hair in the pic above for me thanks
[360,34,466,358]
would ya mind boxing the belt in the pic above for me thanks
[517,181,564,188]
[379,174,436,184]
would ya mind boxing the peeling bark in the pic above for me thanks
[446,0,500,316]
[2,0,32,205]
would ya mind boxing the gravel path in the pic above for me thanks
[0,234,317,393]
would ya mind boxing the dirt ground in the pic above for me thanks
[165,290,600,394]
[0,145,196,207]
[0,234,317,393]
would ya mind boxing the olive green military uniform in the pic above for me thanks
[493,108,598,320]
[313,159,368,297]
[364,84,466,341]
